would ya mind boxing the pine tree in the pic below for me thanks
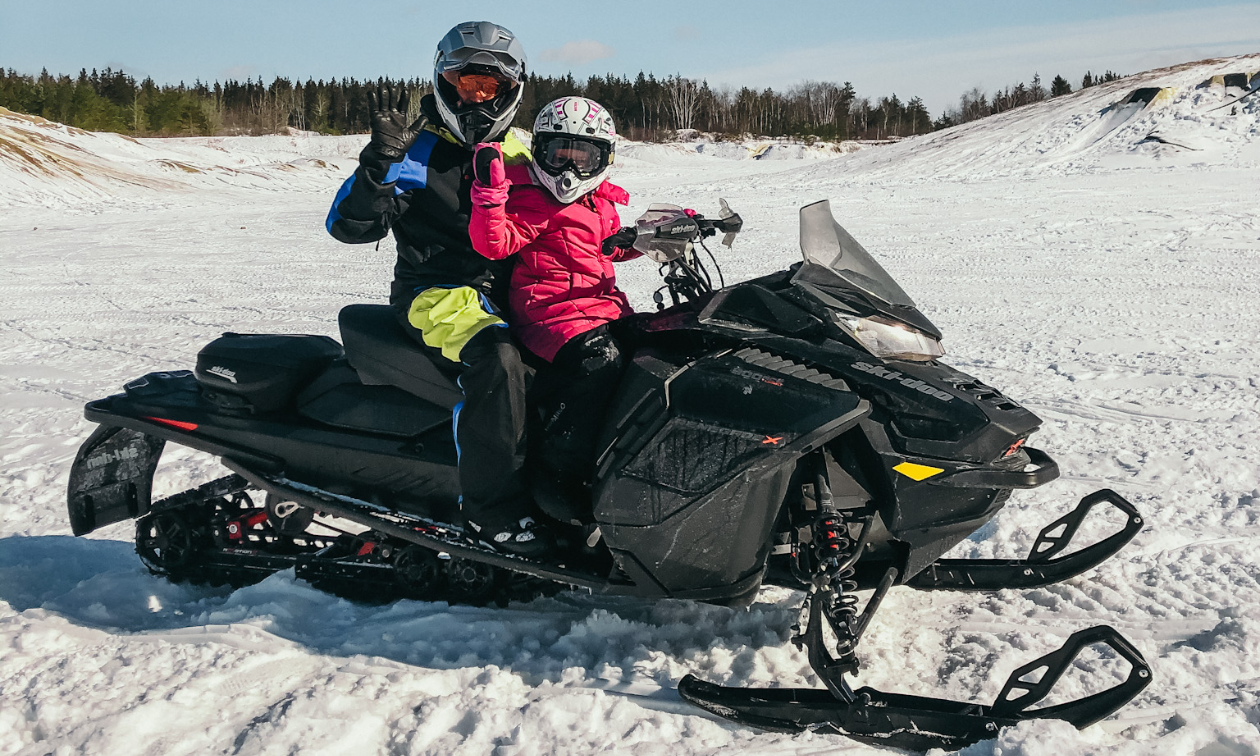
[1030,73,1046,102]
[1051,75,1072,97]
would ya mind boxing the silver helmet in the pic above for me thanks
[432,21,527,147]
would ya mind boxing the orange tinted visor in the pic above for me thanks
[441,68,516,105]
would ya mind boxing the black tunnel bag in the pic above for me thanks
[194,332,343,412]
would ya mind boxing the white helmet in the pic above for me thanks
[529,97,617,203]
[433,21,527,147]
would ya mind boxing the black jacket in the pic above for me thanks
[326,94,522,310]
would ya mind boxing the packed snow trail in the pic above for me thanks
[3,55,1260,755]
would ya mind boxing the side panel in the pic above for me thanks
[595,350,868,600]
[67,424,165,536]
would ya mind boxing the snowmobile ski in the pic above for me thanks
[906,489,1143,591]
[679,625,1152,751]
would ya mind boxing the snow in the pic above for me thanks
[3,53,1260,754]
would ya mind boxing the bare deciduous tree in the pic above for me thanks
[665,75,701,131]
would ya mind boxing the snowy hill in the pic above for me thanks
[0,107,361,207]
[2,54,1260,755]
[800,54,1260,181]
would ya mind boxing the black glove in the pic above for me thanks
[602,226,637,255]
[366,84,422,161]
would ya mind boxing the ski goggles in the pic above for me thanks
[440,65,519,106]
[533,135,612,179]
[436,45,525,82]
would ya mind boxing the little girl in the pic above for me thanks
[468,96,638,517]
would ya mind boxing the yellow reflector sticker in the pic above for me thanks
[893,462,945,481]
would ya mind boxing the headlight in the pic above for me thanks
[833,314,945,361]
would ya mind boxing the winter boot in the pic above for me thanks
[466,516,556,559]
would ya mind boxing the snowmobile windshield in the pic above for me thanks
[792,200,916,309]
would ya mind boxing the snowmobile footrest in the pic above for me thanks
[679,624,1151,751]
[222,460,616,593]
[906,489,1142,591]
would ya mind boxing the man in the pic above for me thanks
[325,21,552,558]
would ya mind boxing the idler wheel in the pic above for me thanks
[446,557,497,603]
[393,545,442,595]
[136,511,198,574]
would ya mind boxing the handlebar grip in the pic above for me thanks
[714,213,743,234]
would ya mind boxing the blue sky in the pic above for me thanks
[2,0,1259,113]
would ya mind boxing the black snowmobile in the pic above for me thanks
[66,199,1150,750]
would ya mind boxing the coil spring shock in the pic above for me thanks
[816,514,861,641]
[814,513,850,560]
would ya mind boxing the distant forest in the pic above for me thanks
[0,67,1124,141]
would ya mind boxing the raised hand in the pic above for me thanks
[367,84,422,161]
[469,142,508,207]
[473,142,505,187]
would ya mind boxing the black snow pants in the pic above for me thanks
[528,325,626,482]
[398,312,533,530]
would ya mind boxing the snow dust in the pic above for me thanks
[2,54,1260,755]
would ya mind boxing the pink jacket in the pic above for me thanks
[470,164,639,362]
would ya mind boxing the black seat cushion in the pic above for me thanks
[338,305,463,409]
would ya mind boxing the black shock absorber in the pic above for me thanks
[810,456,867,670]
[814,513,849,560]
[815,512,860,654]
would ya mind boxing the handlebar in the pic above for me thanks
[695,214,743,236]
[633,200,743,256]
[630,199,742,309]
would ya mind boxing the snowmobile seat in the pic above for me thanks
[338,304,463,409]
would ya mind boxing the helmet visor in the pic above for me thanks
[435,46,525,81]
[440,66,518,106]
[535,136,611,179]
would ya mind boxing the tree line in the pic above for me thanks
[0,66,1123,141]
[932,70,1124,129]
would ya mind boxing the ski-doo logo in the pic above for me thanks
[851,362,954,403]
[85,446,140,470]
[669,222,696,236]
[206,365,237,384]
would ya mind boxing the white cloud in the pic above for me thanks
[698,4,1260,113]
[538,40,615,66]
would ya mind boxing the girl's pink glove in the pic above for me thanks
[470,142,508,207]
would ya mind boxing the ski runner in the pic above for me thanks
[468,97,639,517]
[325,21,554,557]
